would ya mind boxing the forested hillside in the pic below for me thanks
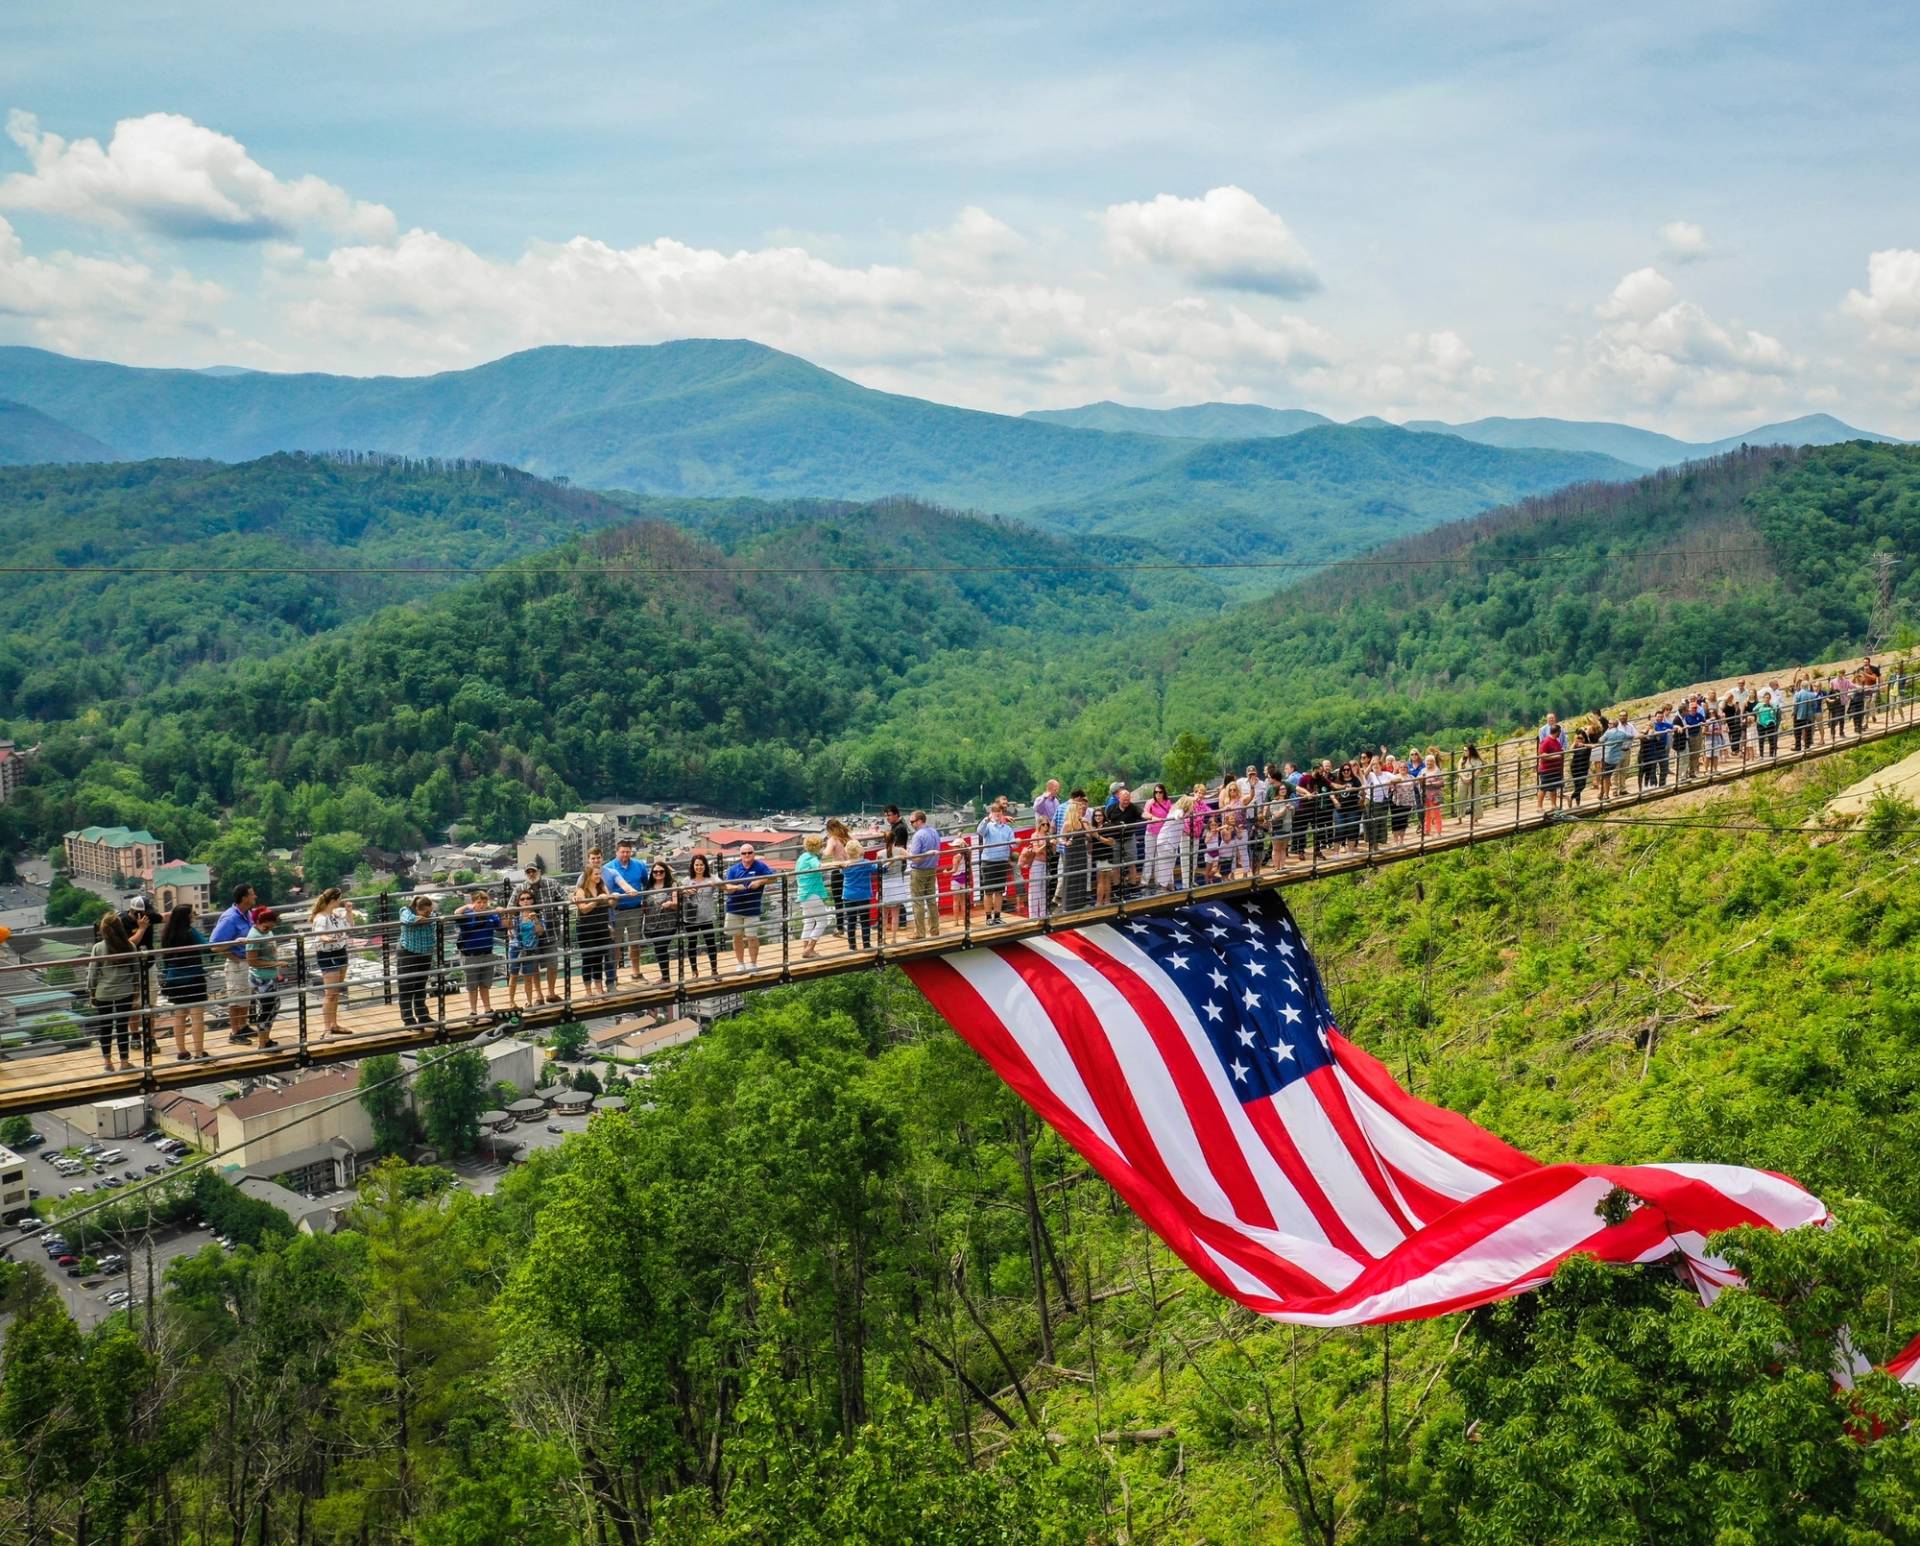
[1,442,1914,870]
[825,441,1920,795]
[5,738,1917,1543]
[0,453,639,717]
[1027,424,1632,575]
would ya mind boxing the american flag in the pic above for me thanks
[905,890,1831,1326]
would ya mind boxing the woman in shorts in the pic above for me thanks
[307,887,359,1036]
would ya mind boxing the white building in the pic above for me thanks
[216,1069,374,1173]
[0,1143,27,1221]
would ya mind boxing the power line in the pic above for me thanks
[0,546,1792,580]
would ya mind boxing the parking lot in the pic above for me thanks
[4,1112,211,1328]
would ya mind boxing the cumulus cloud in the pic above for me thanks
[0,110,395,243]
[1842,249,1920,351]
[0,214,230,359]
[1658,220,1712,263]
[268,224,1339,411]
[907,205,1027,279]
[1103,186,1321,297]
[1556,267,1800,418]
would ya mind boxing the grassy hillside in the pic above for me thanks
[1024,424,1636,581]
[7,738,1917,1545]
[0,453,638,718]
[0,399,116,465]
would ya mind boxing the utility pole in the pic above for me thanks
[1869,552,1899,654]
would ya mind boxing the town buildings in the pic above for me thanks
[150,860,213,912]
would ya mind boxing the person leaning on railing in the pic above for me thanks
[681,853,722,977]
[396,892,438,1025]
[158,903,211,1061]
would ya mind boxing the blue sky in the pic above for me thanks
[3,1,1917,434]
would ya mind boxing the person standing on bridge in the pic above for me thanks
[86,911,139,1072]
[681,853,722,976]
[795,836,831,959]
[158,904,210,1062]
[1599,716,1636,801]
[907,809,943,937]
[454,890,503,1023]
[244,907,284,1046]
[1753,690,1781,759]
[603,839,651,984]
[209,882,257,1044]
[308,887,359,1037]
[973,802,1014,927]
[397,892,439,1024]
[1537,725,1566,812]
[724,843,776,972]
[1792,678,1820,753]
[823,818,855,942]
[519,862,564,1004]
[839,843,876,949]
[640,864,682,982]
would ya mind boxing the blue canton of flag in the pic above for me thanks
[1120,890,1333,1100]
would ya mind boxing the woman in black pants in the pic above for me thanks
[640,864,682,984]
[86,912,139,1071]
[681,854,722,978]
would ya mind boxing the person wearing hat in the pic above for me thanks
[520,861,563,1005]
[244,906,284,1047]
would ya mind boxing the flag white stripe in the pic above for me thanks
[1332,1066,1500,1206]
[1268,1079,1410,1256]
[942,948,1121,1155]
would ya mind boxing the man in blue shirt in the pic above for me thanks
[208,882,257,1042]
[908,810,943,937]
[602,839,651,980]
[1792,681,1821,752]
[723,843,776,971]
[972,803,1014,927]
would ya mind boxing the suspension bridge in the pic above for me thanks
[0,656,1910,1120]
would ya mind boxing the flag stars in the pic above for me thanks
[1246,962,1266,978]
[1166,953,1190,972]
[1208,968,1229,991]
[1236,1025,1256,1047]
[1241,988,1262,1010]
[1230,1059,1249,1083]
[1271,1042,1294,1062]
[1280,1003,1303,1025]
[1203,1001,1224,1024]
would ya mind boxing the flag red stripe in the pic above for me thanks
[1302,1066,1420,1235]
[1239,1097,1377,1264]
[1329,1030,1537,1181]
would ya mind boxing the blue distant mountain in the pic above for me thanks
[0,398,117,465]
[1029,400,1901,469]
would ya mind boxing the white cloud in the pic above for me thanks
[907,205,1027,279]
[1102,186,1321,297]
[0,214,231,359]
[0,110,395,243]
[1658,220,1712,263]
[1549,267,1800,419]
[1842,249,1920,352]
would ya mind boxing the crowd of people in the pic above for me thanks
[66,662,1906,1054]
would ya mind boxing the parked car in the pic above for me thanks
[99,1149,125,1163]
[143,1163,162,1175]
[165,1155,184,1166]
[18,1131,45,1149]
[80,1144,103,1157]
[55,1254,77,1266]
[16,1219,43,1233]
[105,1290,129,1305]
[140,1129,163,1142]
[68,1186,89,1196]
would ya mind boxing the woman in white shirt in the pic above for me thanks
[307,887,360,1037]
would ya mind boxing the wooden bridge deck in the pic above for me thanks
[0,684,1911,1119]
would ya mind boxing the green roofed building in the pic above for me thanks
[64,825,164,886]
[152,860,213,911]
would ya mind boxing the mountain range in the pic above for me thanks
[0,339,1643,574]
[1029,400,1898,470]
